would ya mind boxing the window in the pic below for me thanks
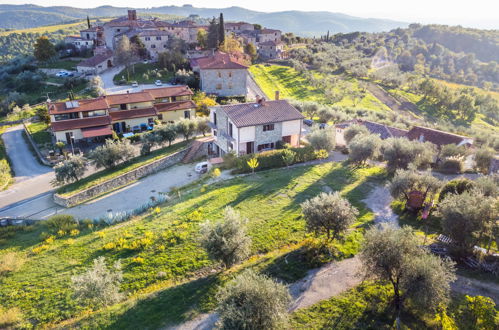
[228,83,233,89]
[145,37,151,41]
[151,44,156,49]
[216,84,222,90]
[218,72,222,78]
[158,114,163,120]
[117,29,121,32]
[184,110,191,119]
[163,44,167,48]
[54,113,79,121]
[156,36,161,40]
[82,110,106,117]
[120,104,127,110]
[213,112,217,125]
[257,142,275,151]
[263,124,274,131]
[228,72,232,77]
[228,123,233,137]
[213,130,217,136]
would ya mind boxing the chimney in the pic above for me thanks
[258,97,266,106]
[255,95,261,103]
[275,90,280,100]
[128,10,137,21]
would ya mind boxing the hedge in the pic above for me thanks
[232,146,318,173]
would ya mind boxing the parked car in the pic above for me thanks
[131,81,139,87]
[55,71,69,77]
[303,119,313,127]
[195,161,211,174]
[319,123,329,129]
[155,80,162,86]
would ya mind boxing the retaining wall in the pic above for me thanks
[53,147,191,207]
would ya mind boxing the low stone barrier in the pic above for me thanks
[53,147,191,208]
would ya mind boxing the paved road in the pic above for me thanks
[0,125,55,209]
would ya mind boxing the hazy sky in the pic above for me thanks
[3,0,499,28]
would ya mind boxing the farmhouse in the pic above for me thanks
[191,51,250,97]
[258,41,285,59]
[209,97,304,156]
[48,86,195,144]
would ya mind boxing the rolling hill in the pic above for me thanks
[0,4,408,36]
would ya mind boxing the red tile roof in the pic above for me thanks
[155,101,196,112]
[106,91,154,105]
[109,108,158,121]
[49,98,109,115]
[192,51,249,70]
[406,126,473,147]
[147,85,193,99]
[81,125,113,138]
[220,100,304,128]
[51,116,111,132]
[77,50,113,68]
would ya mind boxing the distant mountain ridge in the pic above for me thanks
[0,4,408,35]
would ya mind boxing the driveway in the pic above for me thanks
[0,162,210,220]
[0,125,54,209]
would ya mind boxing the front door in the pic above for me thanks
[246,141,254,154]
[113,122,120,133]
[121,122,127,132]
[65,132,73,145]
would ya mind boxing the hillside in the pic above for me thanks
[0,4,407,35]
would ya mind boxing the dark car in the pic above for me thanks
[319,123,329,129]
[303,119,313,127]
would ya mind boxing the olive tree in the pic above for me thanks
[307,128,335,151]
[389,169,441,206]
[438,191,498,256]
[344,124,369,145]
[200,207,251,268]
[301,192,358,241]
[217,270,291,330]
[360,224,456,325]
[176,118,197,140]
[89,139,135,169]
[381,138,436,171]
[53,155,87,185]
[155,123,177,146]
[71,256,123,307]
[196,117,210,136]
[348,133,382,165]
[474,147,494,174]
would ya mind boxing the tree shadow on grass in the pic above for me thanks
[90,275,221,330]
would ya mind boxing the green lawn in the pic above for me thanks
[250,64,390,112]
[38,59,80,71]
[57,140,190,196]
[0,162,384,327]
[113,63,173,84]
[26,122,51,147]
[0,126,13,190]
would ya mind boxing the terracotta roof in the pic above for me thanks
[192,51,248,70]
[49,98,109,115]
[155,101,196,112]
[147,85,193,99]
[77,51,112,68]
[109,108,157,121]
[106,91,154,105]
[406,126,473,147]
[219,100,304,128]
[259,28,281,34]
[82,125,113,138]
[51,116,111,132]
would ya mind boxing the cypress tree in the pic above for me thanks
[87,16,91,29]
[218,13,225,46]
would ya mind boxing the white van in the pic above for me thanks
[195,161,211,174]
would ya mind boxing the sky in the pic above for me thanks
[3,0,499,29]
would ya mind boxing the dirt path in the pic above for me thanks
[362,185,399,225]
[366,82,421,121]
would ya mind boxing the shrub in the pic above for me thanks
[200,207,251,268]
[474,147,494,173]
[308,128,335,151]
[0,306,23,329]
[175,118,197,140]
[53,155,87,185]
[438,178,475,202]
[381,137,436,171]
[455,295,499,329]
[348,134,381,165]
[71,256,123,307]
[440,144,467,159]
[438,157,463,174]
[301,192,359,241]
[0,252,25,276]
[217,270,291,329]
[233,146,316,173]
[281,149,296,167]
[45,214,78,233]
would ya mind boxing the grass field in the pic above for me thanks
[250,64,391,112]
[26,122,51,147]
[0,126,13,190]
[57,140,190,196]
[113,63,173,84]
[0,162,384,327]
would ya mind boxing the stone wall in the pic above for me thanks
[200,69,248,97]
[54,147,191,207]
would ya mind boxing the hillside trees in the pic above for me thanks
[348,134,382,165]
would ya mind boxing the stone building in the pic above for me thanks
[209,97,304,156]
[76,49,114,75]
[190,51,249,97]
[136,30,170,59]
[258,41,285,59]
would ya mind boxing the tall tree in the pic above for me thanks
[114,36,137,80]
[86,15,90,29]
[196,29,207,49]
[218,13,225,46]
[207,17,219,49]
[34,36,56,62]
